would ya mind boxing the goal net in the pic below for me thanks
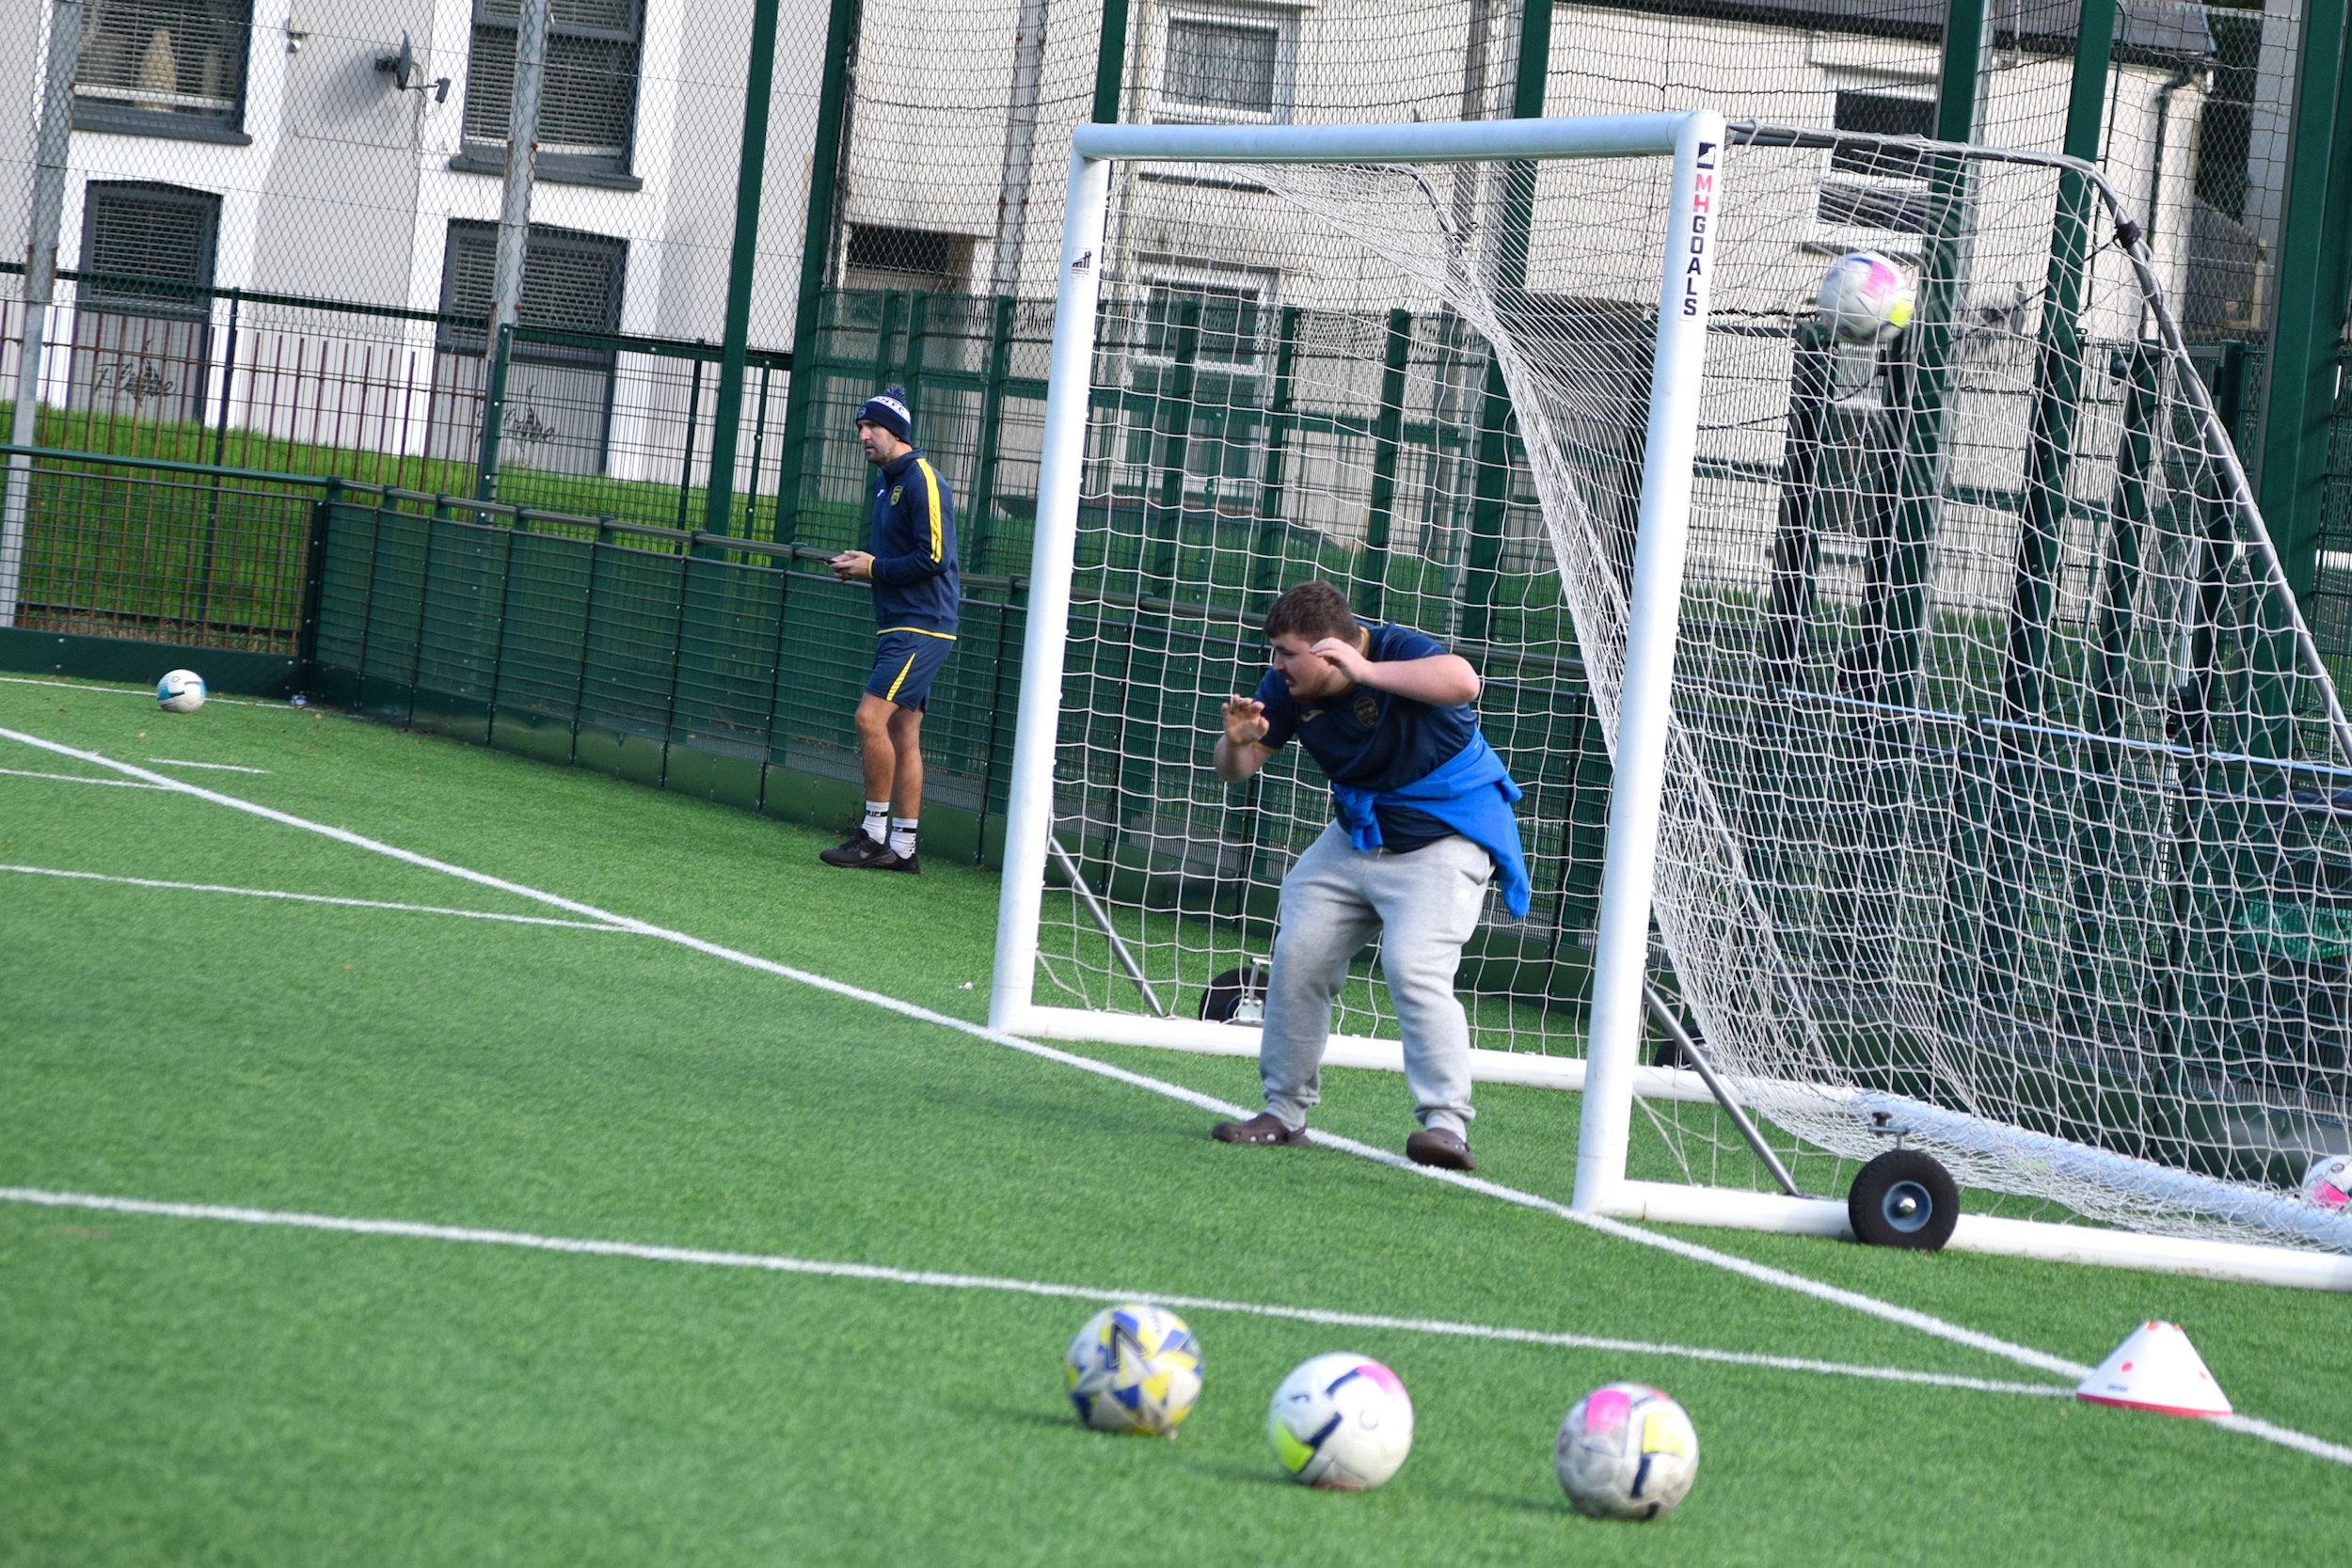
[988,113,2352,1258]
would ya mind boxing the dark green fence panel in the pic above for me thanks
[412,515,508,743]
[667,557,786,811]
[491,529,596,765]
[576,540,691,784]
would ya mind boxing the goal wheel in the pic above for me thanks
[1200,966,1269,1024]
[1848,1149,1960,1251]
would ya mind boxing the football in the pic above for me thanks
[1816,250,1915,343]
[1554,1382,1700,1521]
[2301,1152,2352,1210]
[1062,1303,1200,1435]
[1266,1353,1413,1490]
[156,669,207,713]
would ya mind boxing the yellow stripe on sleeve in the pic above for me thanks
[916,460,943,563]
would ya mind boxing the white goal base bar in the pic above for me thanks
[1606,1183,2352,1293]
[1003,1004,2352,1293]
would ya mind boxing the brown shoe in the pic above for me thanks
[1211,1112,1309,1147]
[1406,1128,1475,1171]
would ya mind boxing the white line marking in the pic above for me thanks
[0,1187,2070,1401]
[148,757,271,774]
[4,724,2343,1467]
[0,673,305,709]
[0,766,167,790]
[0,864,631,931]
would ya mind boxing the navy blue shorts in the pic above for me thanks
[865,628,955,710]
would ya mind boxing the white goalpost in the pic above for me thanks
[988,111,2352,1291]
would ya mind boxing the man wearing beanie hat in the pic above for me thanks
[821,386,959,873]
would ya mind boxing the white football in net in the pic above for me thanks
[2302,1153,2352,1210]
[155,669,207,713]
[1554,1382,1699,1520]
[1815,250,1915,343]
[1265,1353,1413,1490]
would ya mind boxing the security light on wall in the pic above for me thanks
[285,15,312,52]
[374,33,452,103]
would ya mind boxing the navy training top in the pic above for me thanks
[1249,622,1481,855]
[866,448,959,636]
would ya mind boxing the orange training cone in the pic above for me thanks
[2074,1321,2232,1418]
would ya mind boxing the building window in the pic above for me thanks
[1118,274,1269,502]
[1140,281,1262,366]
[460,0,642,184]
[71,182,221,424]
[1818,90,1935,242]
[72,0,253,143]
[842,224,976,293]
[430,219,628,476]
[1155,12,1293,123]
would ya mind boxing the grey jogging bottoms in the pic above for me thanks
[1258,821,1494,1135]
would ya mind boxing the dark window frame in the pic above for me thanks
[435,217,628,361]
[453,0,645,188]
[1819,88,1935,237]
[1163,17,1281,119]
[71,0,256,144]
[77,180,222,318]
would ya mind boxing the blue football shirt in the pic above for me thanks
[1250,623,1481,854]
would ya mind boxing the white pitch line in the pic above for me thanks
[4,723,2344,1468]
[0,1186,2069,1402]
[0,766,167,789]
[0,864,632,931]
[149,757,271,774]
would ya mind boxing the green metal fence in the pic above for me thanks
[304,482,1030,865]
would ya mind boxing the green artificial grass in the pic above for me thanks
[1,676,2347,1566]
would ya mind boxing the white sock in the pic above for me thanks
[863,800,889,844]
[889,817,918,858]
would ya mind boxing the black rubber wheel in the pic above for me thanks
[1199,966,1270,1023]
[1848,1148,1960,1251]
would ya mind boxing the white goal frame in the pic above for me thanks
[983,113,2352,1293]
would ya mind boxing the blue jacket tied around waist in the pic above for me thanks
[1328,732,1532,919]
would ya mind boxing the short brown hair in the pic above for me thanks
[1263,580,1357,644]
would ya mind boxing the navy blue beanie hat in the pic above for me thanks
[856,386,913,442]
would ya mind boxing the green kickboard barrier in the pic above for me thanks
[0,626,305,697]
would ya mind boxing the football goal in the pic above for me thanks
[985,110,2352,1286]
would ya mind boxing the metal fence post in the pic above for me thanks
[1147,301,1200,586]
[297,475,341,674]
[1252,305,1300,599]
[772,0,862,537]
[743,361,775,539]
[476,323,514,502]
[1462,0,1552,643]
[703,0,783,538]
[1359,307,1413,622]
[903,291,931,431]
[196,287,243,629]
[967,294,1017,570]
[677,345,706,533]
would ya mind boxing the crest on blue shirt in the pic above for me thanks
[1353,690,1381,726]
[889,484,902,504]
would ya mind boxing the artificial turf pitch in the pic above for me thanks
[2,675,2346,1565]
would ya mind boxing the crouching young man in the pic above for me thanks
[1208,580,1530,1170]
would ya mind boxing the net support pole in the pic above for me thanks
[1570,110,1725,1215]
[479,0,548,504]
[1,0,81,629]
[990,150,1112,1035]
